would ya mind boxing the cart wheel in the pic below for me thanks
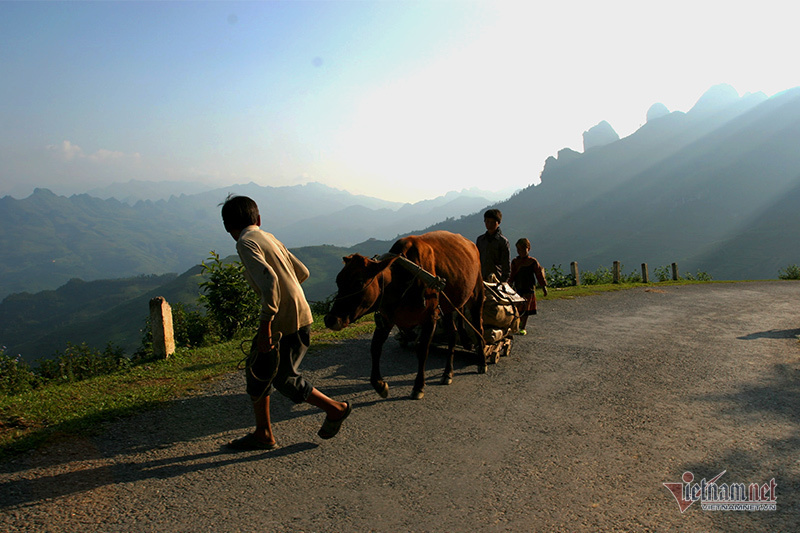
[483,345,494,365]
[502,338,512,357]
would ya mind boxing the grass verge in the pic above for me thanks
[540,279,735,300]
[0,314,376,458]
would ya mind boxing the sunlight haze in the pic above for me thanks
[2,0,799,203]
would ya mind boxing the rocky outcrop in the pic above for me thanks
[541,148,582,176]
[582,120,620,151]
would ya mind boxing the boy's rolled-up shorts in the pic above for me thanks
[246,325,313,403]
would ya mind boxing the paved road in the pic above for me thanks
[1,282,799,532]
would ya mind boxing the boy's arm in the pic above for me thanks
[287,250,310,284]
[257,319,275,353]
[534,259,548,295]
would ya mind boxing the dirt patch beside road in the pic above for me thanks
[1,282,798,531]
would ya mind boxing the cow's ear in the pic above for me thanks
[342,254,355,264]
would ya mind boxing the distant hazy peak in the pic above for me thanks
[646,102,670,122]
[86,179,220,203]
[583,120,620,152]
[689,83,740,114]
[32,187,58,197]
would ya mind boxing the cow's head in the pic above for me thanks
[324,253,395,331]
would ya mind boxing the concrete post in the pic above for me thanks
[570,261,580,286]
[641,263,649,283]
[149,296,175,359]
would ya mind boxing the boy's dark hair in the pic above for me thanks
[484,209,502,223]
[221,194,260,232]
[515,238,530,249]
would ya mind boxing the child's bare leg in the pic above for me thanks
[306,388,348,420]
[251,395,276,445]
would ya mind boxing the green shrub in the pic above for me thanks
[652,265,712,282]
[173,303,216,347]
[199,251,260,340]
[621,268,643,283]
[36,342,129,383]
[0,347,40,396]
[578,265,642,285]
[654,265,672,282]
[778,264,800,280]
[310,293,337,316]
[546,264,574,288]
[581,266,613,285]
[684,271,713,282]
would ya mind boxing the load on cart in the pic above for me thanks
[481,278,526,363]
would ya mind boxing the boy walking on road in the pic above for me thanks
[220,195,351,450]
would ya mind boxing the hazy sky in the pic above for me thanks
[2,1,799,203]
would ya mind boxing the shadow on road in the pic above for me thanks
[1,440,323,508]
[678,363,800,528]
[737,329,800,340]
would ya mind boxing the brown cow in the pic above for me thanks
[324,230,485,399]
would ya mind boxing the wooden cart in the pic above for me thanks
[481,280,526,364]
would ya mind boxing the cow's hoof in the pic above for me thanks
[441,375,453,386]
[411,389,425,400]
[477,365,487,374]
[373,381,389,398]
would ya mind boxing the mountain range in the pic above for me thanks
[0,183,510,300]
[3,83,800,362]
[425,84,800,282]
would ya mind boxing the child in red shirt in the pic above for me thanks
[509,238,548,335]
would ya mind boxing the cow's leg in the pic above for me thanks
[440,312,456,386]
[468,295,487,374]
[411,317,437,400]
[370,314,394,398]
[455,314,473,351]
